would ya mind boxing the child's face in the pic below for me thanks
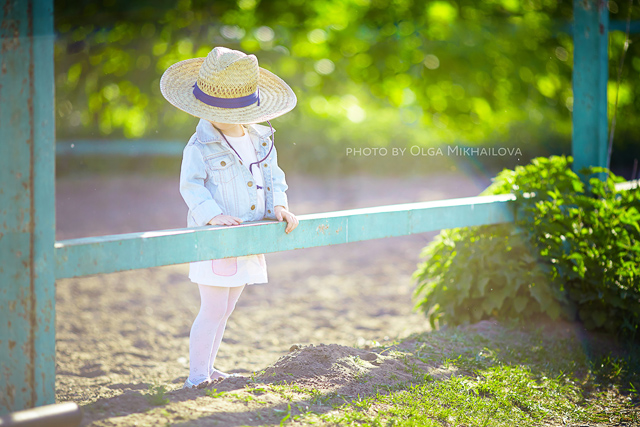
[209,121,243,133]
[208,121,247,137]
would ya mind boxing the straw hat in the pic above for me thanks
[160,46,297,124]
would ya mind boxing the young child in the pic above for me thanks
[160,46,299,389]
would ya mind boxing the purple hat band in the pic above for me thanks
[193,82,260,108]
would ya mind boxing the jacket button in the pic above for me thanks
[263,163,267,167]
[247,181,253,187]
[251,205,256,210]
[267,187,270,191]
[268,209,271,213]
[220,161,226,166]
[262,142,267,146]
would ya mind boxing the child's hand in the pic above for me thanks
[208,214,243,226]
[275,206,298,234]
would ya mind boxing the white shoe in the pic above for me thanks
[183,377,211,390]
[211,369,243,380]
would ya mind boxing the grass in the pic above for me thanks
[282,322,640,426]
[145,383,169,406]
[204,388,227,398]
[349,367,587,426]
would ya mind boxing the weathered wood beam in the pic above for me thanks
[54,195,517,279]
[0,0,56,413]
[572,0,609,173]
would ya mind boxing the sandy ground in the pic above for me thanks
[54,171,490,425]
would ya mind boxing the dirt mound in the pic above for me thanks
[241,343,426,396]
[261,344,379,380]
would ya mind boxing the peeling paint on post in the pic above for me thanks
[572,0,609,174]
[0,0,55,414]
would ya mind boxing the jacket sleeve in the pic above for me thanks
[179,144,223,226]
[269,141,289,210]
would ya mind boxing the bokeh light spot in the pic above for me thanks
[555,47,568,61]
[308,29,328,44]
[424,54,440,70]
[314,59,335,75]
[255,26,275,42]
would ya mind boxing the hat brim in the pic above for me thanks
[160,57,297,124]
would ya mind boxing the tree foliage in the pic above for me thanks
[54,0,640,172]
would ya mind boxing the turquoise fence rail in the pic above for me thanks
[54,179,638,280]
[609,19,640,32]
[56,140,184,157]
[54,194,516,279]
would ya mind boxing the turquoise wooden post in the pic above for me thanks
[572,0,609,174]
[0,0,56,414]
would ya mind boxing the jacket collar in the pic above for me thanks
[196,119,275,144]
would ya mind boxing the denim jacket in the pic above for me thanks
[179,119,289,227]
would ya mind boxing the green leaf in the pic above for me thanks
[590,310,608,328]
[513,295,528,313]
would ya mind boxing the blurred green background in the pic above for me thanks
[54,0,640,177]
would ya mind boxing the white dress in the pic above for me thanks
[188,130,269,287]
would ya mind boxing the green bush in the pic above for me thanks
[413,155,640,338]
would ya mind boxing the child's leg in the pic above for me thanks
[188,284,230,384]
[208,284,246,379]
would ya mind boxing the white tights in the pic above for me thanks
[188,283,245,384]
